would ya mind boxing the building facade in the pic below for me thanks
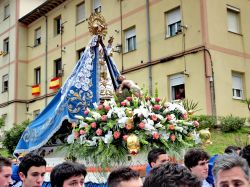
[0,0,249,129]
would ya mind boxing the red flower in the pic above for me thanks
[123,135,128,141]
[114,131,121,139]
[193,121,199,128]
[170,134,176,142]
[131,150,138,155]
[84,109,89,115]
[145,96,150,101]
[153,105,161,110]
[151,114,158,121]
[121,101,126,106]
[126,97,132,101]
[138,122,145,129]
[97,105,103,110]
[153,132,159,139]
[155,98,161,102]
[91,122,97,129]
[79,129,85,135]
[101,115,107,121]
[96,128,103,136]
[105,105,111,111]
[166,115,172,121]
[168,124,175,130]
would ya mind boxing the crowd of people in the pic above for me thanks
[0,145,250,187]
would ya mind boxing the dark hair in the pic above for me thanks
[18,153,46,176]
[143,163,201,187]
[147,148,166,167]
[107,167,140,187]
[50,162,87,187]
[240,145,250,167]
[184,148,210,169]
[0,156,11,171]
[224,145,241,154]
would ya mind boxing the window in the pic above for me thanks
[2,74,8,92]
[3,38,9,54]
[76,2,85,23]
[227,6,240,33]
[34,27,41,46]
[125,27,136,53]
[166,7,181,37]
[232,73,243,99]
[54,15,62,36]
[4,4,10,19]
[93,0,101,13]
[169,74,185,100]
[33,109,40,118]
[34,67,41,85]
[77,47,85,60]
[54,58,62,77]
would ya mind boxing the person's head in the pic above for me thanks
[213,154,250,187]
[147,148,170,168]
[0,157,12,187]
[50,162,87,187]
[240,145,250,167]
[143,162,201,187]
[184,148,210,180]
[18,153,46,187]
[118,75,126,82]
[107,167,142,187]
[224,145,241,155]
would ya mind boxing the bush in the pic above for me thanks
[189,115,217,130]
[220,115,246,132]
[2,120,30,154]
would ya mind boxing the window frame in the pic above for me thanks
[77,47,85,60]
[169,74,185,101]
[232,73,243,100]
[4,4,10,20]
[34,27,41,46]
[54,58,62,77]
[93,0,101,13]
[54,15,62,36]
[124,27,136,53]
[3,37,9,54]
[34,67,41,85]
[2,74,8,92]
[76,2,85,24]
[227,6,241,34]
[165,7,181,37]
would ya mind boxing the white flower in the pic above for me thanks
[174,126,183,132]
[102,131,113,144]
[155,122,164,129]
[117,117,128,127]
[67,134,74,144]
[142,119,155,131]
[93,102,98,109]
[75,115,84,120]
[79,121,88,128]
[134,106,149,118]
[91,111,101,120]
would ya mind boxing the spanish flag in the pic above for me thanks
[32,85,40,95]
[49,77,60,89]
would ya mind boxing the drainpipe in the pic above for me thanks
[120,0,124,72]
[45,15,48,106]
[146,0,152,95]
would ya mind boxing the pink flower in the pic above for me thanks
[153,132,159,139]
[72,122,76,128]
[125,123,133,130]
[79,129,85,135]
[153,105,161,110]
[126,97,132,101]
[101,115,107,121]
[155,98,161,102]
[170,134,176,142]
[123,135,128,141]
[74,131,79,139]
[114,131,121,139]
[91,122,97,129]
[96,128,103,136]
[193,121,199,128]
[97,105,103,110]
[105,105,111,111]
[121,101,126,106]
[138,122,145,129]
[166,115,172,121]
[182,113,188,120]
[84,109,89,115]
[151,114,158,121]
[168,124,175,130]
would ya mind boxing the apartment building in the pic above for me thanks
[0,0,249,129]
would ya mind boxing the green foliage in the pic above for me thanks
[154,82,159,98]
[220,115,246,132]
[182,99,201,113]
[242,98,250,111]
[2,120,30,154]
[0,117,5,129]
[190,115,217,130]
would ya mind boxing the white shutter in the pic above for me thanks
[36,28,41,39]
[167,8,181,25]
[170,74,184,86]
[93,0,101,10]
[77,3,85,22]
[232,74,242,90]
[125,28,135,39]
[228,10,239,33]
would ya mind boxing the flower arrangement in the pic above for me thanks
[66,94,200,167]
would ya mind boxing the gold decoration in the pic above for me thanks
[199,128,212,146]
[126,134,140,155]
[88,13,107,38]
[0,51,7,56]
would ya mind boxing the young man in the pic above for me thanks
[213,154,250,187]
[107,167,143,187]
[143,162,201,187]
[224,145,241,155]
[0,156,12,187]
[50,161,87,187]
[18,153,46,187]
[184,148,212,187]
[240,145,250,167]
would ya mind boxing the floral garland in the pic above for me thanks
[66,95,200,167]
